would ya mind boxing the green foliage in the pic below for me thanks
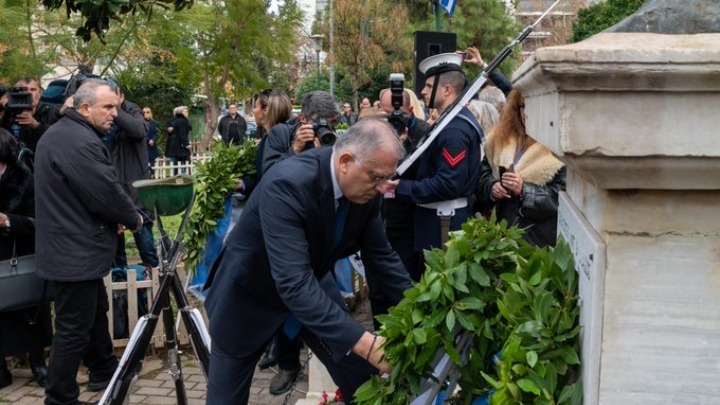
[354,215,581,405]
[41,0,193,41]
[452,0,522,77]
[572,0,645,43]
[182,141,257,273]
[295,70,333,102]
[0,0,69,82]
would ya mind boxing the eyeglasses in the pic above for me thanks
[367,171,395,185]
[143,110,151,114]
[354,157,395,185]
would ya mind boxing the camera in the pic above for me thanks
[64,65,102,97]
[387,73,408,136]
[0,86,33,114]
[0,86,34,139]
[312,118,337,146]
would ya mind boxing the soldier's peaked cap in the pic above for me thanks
[419,53,464,78]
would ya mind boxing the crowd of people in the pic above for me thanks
[0,45,566,405]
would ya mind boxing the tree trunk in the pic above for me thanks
[201,71,220,150]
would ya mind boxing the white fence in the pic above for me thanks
[104,267,192,349]
[151,155,212,179]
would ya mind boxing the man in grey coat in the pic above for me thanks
[35,79,142,405]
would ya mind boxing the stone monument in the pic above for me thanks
[513,0,720,403]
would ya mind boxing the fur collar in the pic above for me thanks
[484,134,563,186]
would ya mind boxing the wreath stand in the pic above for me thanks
[99,176,211,405]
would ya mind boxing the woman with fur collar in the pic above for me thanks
[474,90,566,247]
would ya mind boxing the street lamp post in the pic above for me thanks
[310,34,324,90]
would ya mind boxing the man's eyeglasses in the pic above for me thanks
[352,155,395,186]
[367,171,395,185]
[143,110,151,114]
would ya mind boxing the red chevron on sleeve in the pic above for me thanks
[442,148,466,168]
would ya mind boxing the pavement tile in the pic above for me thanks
[4,296,371,405]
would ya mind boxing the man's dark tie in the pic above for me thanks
[333,196,349,248]
[283,196,349,340]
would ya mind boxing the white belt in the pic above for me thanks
[418,197,467,217]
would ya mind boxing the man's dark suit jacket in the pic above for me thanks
[204,147,412,362]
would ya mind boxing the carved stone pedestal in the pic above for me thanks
[514,32,720,404]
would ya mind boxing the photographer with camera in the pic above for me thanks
[262,90,338,175]
[378,78,431,281]
[0,77,60,153]
[102,79,158,271]
[386,54,483,274]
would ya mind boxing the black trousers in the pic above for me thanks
[386,225,421,282]
[276,330,302,371]
[207,327,377,405]
[45,279,117,405]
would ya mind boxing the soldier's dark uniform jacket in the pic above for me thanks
[395,107,483,251]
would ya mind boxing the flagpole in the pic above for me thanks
[434,0,441,31]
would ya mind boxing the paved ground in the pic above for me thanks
[1,297,371,405]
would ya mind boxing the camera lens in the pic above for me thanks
[318,129,336,146]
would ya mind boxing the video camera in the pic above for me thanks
[0,86,33,115]
[387,73,409,136]
[0,85,35,139]
[312,118,337,146]
[64,65,102,97]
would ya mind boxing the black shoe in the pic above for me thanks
[77,402,99,405]
[0,367,12,390]
[31,364,48,388]
[258,339,278,370]
[269,368,300,395]
[87,376,111,392]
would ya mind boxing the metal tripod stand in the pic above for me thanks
[99,177,211,405]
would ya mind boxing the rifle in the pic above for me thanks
[397,0,561,177]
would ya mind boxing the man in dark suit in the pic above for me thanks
[204,118,412,404]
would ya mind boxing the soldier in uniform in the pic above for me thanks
[378,88,430,282]
[387,53,483,266]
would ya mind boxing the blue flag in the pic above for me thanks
[440,0,458,16]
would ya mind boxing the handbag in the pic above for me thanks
[0,239,51,312]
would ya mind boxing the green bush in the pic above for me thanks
[355,213,581,405]
[572,0,645,43]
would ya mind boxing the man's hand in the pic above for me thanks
[15,110,39,129]
[292,124,316,154]
[384,179,400,190]
[464,46,486,69]
[148,139,155,147]
[353,332,392,375]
